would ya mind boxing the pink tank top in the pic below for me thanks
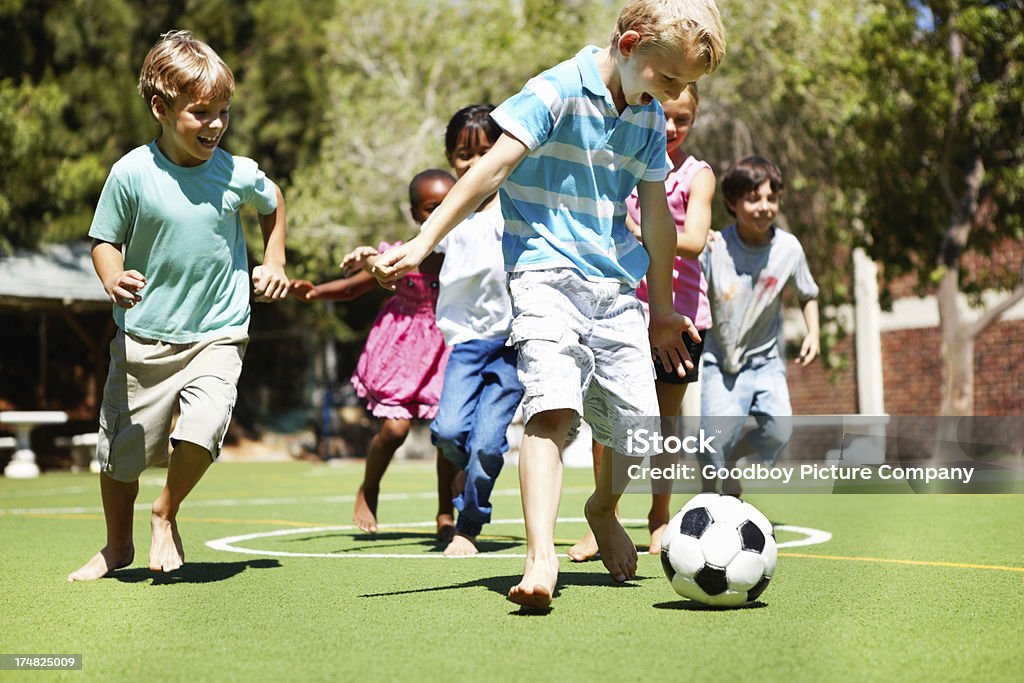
[626,156,713,330]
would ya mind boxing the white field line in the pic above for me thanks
[0,487,595,516]
[204,520,830,559]
[0,485,92,498]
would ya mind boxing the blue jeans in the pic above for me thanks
[700,352,793,467]
[431,338,523,537]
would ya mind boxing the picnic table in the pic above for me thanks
[0,410,68,478]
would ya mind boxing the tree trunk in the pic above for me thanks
[937,267,974,417]
[936,152,984,418]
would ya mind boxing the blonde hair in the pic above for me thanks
[684,81,700,106]
[138,30,234,110]
[611,0,727,75]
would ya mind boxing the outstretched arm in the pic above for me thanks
[372,132,529,287]
[288,271,378,302]
[253,184,289,302]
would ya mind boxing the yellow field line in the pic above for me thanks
[780,551,1024,573]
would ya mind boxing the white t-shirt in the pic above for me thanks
[434,206,512,345]
[701,224,819,373]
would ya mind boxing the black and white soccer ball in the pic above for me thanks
[660,493,777,607]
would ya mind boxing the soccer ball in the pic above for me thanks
[660,493,777,607]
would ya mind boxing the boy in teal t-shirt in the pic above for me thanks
[69,31,289,582]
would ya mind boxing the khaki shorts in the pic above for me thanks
[97,328,248,482]
[507,269,659,454]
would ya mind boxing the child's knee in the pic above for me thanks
[378,419,411,447]
[525,408,577,439]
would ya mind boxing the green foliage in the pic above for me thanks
[0,0,334,251]
[285,0,617,287]
[843,0,1024,297]
[687,1,866,369]
[281,0,618,343]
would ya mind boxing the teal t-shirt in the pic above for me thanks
[89,141,278,343]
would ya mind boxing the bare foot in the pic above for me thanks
[507,555,559,609]
[67,545,134,582]
[443,533,478,557]
[354,484,378,533]
[584,496,637,582]
[149,511,184,573]
[436,514,456,544]
[567,529,599,562]
[648,522,668,555]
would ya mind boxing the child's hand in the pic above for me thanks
[797,333,820,366]
[287,280,318,301]
[705,230,723,250]
[104,270,146,309]
[649,312,702,377]
[371,238,430,290]
[340,246,379,277]
[252,264,289,302]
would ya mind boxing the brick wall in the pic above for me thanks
[785,316,1021,415]
[788,333,858,414]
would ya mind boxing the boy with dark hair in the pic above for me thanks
[700,155,820,496]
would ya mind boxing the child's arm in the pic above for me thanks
[252,184,289,302]
[91,239,145,308]
[673,168,715,260]
[340,246,381,277]
[636,180,701,376]
[372,133,529,286]
[797,298,820,366]
[288,272,378,302]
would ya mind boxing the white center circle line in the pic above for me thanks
[206,518,831,559]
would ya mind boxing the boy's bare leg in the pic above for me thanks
[149,440,212,572]
[648,492,672,554]
[435,447,457,542]
[585,444,637,583]
[508,409,573,609]
[567,440,603,562]
[649,381,687,552]
[443,532,478,556]
[354,418,409,533]
[68,474,138,581]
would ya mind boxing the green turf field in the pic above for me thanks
[2,460,1022,682]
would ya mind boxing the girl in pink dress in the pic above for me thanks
[289,169,459,538]
[569,82,716,560]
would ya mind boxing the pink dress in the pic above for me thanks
[350,245,450,420]
[627,155,713,330]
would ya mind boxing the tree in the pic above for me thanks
[843,0,1024,415]
[285,0,618,286]
[0,0,333,252]
[681,1,866,372]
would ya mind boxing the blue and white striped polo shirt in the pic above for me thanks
[491,45,671,288]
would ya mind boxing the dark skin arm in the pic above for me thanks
[288,271,378,302]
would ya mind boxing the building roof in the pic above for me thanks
[0,242,109,311]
